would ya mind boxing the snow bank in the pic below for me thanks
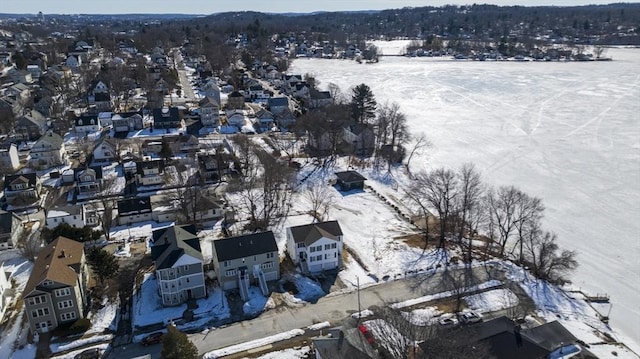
[203,329,305,358]
[391,280,502,309]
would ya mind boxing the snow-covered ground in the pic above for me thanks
[291,46,640,352]
[132,273,230,330]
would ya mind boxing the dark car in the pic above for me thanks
[74,348,101,359]
[140,332,164,346]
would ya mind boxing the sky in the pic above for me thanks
[0,0,622,15]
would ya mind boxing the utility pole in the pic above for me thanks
[357,276,361,319]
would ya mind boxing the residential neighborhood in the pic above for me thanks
[0,4,637,359]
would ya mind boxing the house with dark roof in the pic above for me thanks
[152,107,182,129]
[211,231,279,300]
[0,209,24,250]
[286,221,343,274]
[135,159,165,187]
[267,97,289,115]
[15,110,48,141]
[151,225,206,306]
[3,173,41,207]
[92,137,117,164]
[226,91,245,110]
[112,112,144,133]
[335,171,367,191]
[74,166,103,196]
[117,197,152,225]
[23,236,89,333]
[313,326,381,359]
[74,114,101,133]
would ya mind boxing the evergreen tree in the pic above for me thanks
[160,139,173,160]
[350,83,377,124]
[86,248,119,285]
[161,325,198,359]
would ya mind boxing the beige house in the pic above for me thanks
[23,237,89,333]
[211,231,279,301]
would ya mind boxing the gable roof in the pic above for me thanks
[335,171,367,183]
[151,225,202,270]
[4,173,38,189]
[268,97,289,108]
[74,166,103,181]
[34,131,64,148]
[199,96,219,107]
[117,197,152,215]
[17,111,46,127]
[289,221,343,246]
[23,236,84,297]
[213,231,278,262]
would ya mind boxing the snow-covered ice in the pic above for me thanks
[291,46,640,352]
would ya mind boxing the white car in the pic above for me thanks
[438,314,459,326]
[460,311,483,324]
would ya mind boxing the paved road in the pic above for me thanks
[107,265,505,359]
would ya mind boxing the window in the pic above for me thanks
[223,261,231,267]
[309,256,315,263]
[331,243,337,249]
[225,269,237,277]
[261,262,273,270]
[266,252,274,259]
[334,252,338,258]
[316,255,322,261]
[325,244,331,250]
[60,312,76,321]
[55,288,71,297]
[183,265,189,272]
[186,277,190,283]
[42,280,53,286]
[31,308,50,318]
[58,300,74,309]
[296,243,305,248]
[315,245,322,252]
[310,246,316,253]
[28,295,47,305]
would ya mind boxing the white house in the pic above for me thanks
[199,97,220,127]
[0,143,21,171]
[286,221,343,274]
[45,205,90,229]
[28,131,66,169]
[65,55,81,69]
[0,262,12,323]
[93,137,117,164]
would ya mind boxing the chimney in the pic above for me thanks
[514,325,523,348]
[59,249,66,258]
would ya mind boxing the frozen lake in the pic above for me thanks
[291,45,640,351]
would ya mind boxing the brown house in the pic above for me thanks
[23,237,89,333]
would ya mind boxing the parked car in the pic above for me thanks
[74,348,101,359]
[438,314,459,326]
[460,311,483,324]
[140,332,164,346]
[358,324,375,345]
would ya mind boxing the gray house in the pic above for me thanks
[211,231,279,300]
[151,225,206,306]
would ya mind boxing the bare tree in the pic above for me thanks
[375,102,410,171]
[17,225,42,262]
[454,163,484,263]
[411,168,458,248]
[512,191,544,264]
[327,82,344,104]
[524,227,578,284]
[486,185,521,257]
[303,182,336,222]
[405,133,431,175]
[229,136,295,231]
[91,175,119,241]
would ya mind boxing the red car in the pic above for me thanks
[140,332,163,346]
[358,324,375,345]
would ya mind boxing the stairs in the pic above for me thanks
[238,270,249,301]
[257,270,269,296]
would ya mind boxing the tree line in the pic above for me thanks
[405,164,578,284]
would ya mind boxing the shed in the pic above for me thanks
[334,171,367,191]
